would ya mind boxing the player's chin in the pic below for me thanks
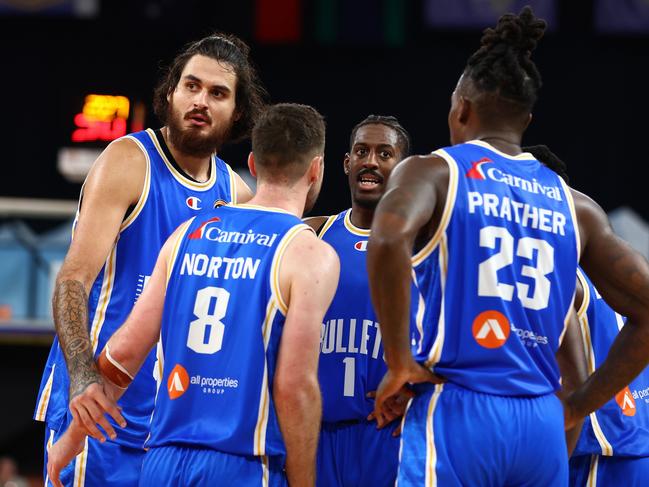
[353,191,382,208]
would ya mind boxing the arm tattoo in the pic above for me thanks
[53,279,102,399]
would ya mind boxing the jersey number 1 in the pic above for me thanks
[187,286,230,354]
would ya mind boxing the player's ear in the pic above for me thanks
[343,153,351,175]
[523,112,533,130]
[309,155,324,183]
[458,96,471,125]
[247,152,258,178]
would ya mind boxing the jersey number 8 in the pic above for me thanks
[187,286,230,354]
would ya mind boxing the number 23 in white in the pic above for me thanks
[478,225,554,311]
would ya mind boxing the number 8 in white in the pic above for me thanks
[187,287,230,354]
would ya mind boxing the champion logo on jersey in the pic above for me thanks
[168,364,190,400]
[472,310,510,348]
[186,196,202,210]
[616,386,637,417]
[188,217,221,240]
[354,240,368,251]
[466,158,492,179]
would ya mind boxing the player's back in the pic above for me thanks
[146,204,310,460]
[573,267,649,457]
[413,140,579,396]
[35,128,237,447]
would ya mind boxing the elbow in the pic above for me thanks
[274,373,320,406]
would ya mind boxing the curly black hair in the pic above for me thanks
[464,6,546,112]
[349,115,411,159]
[153,33,267,143]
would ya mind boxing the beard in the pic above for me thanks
[166,103,231,158]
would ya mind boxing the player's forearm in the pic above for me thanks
[274,377,321,486]
[52,279,102,399]
[567,318,649,418]
[367,231,414,370]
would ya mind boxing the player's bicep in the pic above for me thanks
[276,235,339,381]
[372,156,443,241]
[577,193,649,321]
[58,140,144,288]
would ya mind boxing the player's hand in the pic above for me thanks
[69,379,126,442]
[367,387,414,434]
[47,425,86,487]
[373,359,443,429]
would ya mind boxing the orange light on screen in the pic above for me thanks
[72,94,131,142]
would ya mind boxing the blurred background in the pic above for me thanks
[2,0,649,483]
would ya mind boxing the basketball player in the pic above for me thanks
[367,7,649,486]
[305,115,412,487]
[524,145,649,485]
[47,103,339,487]
[34,33,265,486]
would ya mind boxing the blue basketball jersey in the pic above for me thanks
[317,209,417,422]
[573,267,649,457]
[146,205,310,460]
[35,128,238,448]
[412,140,579,396]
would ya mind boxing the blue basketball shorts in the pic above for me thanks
[317,419,400,487]
[43,423,144,487]
[569,454,649,486]
[398,383,568,487]
[140,445,287,487]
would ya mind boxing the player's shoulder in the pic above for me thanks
[286,227,339,273]
[92,136,147,174]
[83,137,147,201]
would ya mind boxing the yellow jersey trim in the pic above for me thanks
[316,215,337,239]
[35,364,55,422]
[425,235,448,368]
[234,203,295,215]
[145,128,217,191]
[343,209,371,236]
[121,135,152,231]
[74,436,89,487]
[226,163,238,204]
[425,384,444,487]
[412,149,458,267]
[466,140,536,161]
[270,224,314,315]
[165,218,195,285]
[254,299,279,455]
[576,269,614,456]
[90,246,117,353]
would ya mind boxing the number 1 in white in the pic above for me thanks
[342,357,355,397]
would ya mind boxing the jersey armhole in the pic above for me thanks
[120,135,152,232]
[165,217,196,285]
[269,223,315,316]
[411,149,459,267]
[316,215,337,239]
[224,162,238,204]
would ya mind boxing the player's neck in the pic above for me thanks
[247,183,307,217]
[349,204,374,230]
[161,127,212,182]
[472,131,522,156]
